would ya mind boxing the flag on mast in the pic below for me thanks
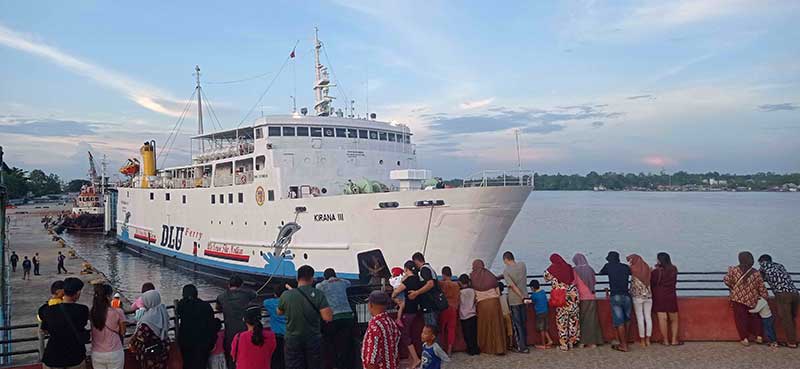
[290,47,296,58]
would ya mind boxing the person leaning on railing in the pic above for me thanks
[757,254,799,348]
[40,277,90,369]
[723,251,768,346]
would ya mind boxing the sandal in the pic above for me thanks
[672,341,684,346]
[611,344,628,352]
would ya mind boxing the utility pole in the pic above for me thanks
[0,145,8,365]
[195,65,204,152]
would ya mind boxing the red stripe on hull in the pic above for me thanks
[203,249,250,262]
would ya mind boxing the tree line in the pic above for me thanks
[1,163,89,199]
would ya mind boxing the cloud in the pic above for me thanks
[0,23,186,117]
[591,121,605,128]
[642,155,677,167]
[427,104,623,135]
[459,98,495,110]
[758,103,799,112]
[627,94,655,100]
[0,118,97,136]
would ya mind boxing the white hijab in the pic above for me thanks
[137,290,170,340]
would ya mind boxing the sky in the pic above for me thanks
[1,0,799,181]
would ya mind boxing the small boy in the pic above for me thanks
[749,297,778,348]
[421,325,451,369]
[458,274,479,355]
[529,279,553,349]
[389,267,406,327]
[111,292,122,309]
[498,283,513,349]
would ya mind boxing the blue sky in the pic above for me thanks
[1,0,799,180]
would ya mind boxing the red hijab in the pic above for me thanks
[547,254,574,284]
[627,254,651,285]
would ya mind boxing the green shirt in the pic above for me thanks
[278,285,330,340]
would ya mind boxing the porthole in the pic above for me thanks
[396,161,401,166]
[321,188,328,194]
[303,253,308,260]
[263,221,267,226]
[379,160,384,165]
[244,221,248,226]
[218,221,221,225]
[230,221,234,226]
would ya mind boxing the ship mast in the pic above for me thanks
[313,28,334,116]
[195,65,204,151]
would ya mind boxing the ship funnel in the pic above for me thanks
[140,140,156,188]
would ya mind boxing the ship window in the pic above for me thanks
[379,132,388,141]
[335,128,347,137]
[149,193,154,200]
[165,193,170,201]
[310,127,322,137]
[297,126,309,136]
[397,134,404,143]
[219,194,224,204]
[369,131,378,140]
[282,127,296,136]
[347,128,358,138]
[359,129,368,139]
[211,194,215,204]
[238,193,244,203]
[182,195,187,204]
[126,191,129,198]
[255,156,265,171]
[388,133,396,142]
[268,190,275,201]
[405,135,411,144]
[255,128,263,139]
[268,127,281,136]
[228,193,233,203]
[324,127,335,137]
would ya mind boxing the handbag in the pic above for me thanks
[421,265,449,312]
[549,287,567,308]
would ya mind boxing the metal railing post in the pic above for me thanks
[37,322,44,362]
[173,299,180,343]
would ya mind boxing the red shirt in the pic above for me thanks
[231,328,276,369]
[361,312,401,369]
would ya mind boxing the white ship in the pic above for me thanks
[112,30,532,284]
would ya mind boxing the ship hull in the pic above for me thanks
[116,185,531,283]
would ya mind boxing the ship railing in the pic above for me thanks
[462,169,535,188]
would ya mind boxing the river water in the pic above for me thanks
[63,191,800,301]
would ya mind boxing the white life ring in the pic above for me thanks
[181,179,187,188]
[238,174,247,185]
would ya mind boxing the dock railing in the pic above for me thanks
[462,170,534,188]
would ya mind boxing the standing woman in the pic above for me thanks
[176,284,216,369]
[544,254,580,351]
[470,259,507,355]
[723,251,768,346]
[90,284,126,369]
[651,252,680,346]
[130,290,171,369]
[627,254,653,346]
[572,253,603,348]
[231,306,277,369]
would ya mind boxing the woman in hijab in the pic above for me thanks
[544,254,580,351]
[469,259,506,355]
[651,252,680,345]
[723,251,768,346]
[130,290,170,369]
[176,284,216,369]
[572,253,603,348]
[627,254,653,347]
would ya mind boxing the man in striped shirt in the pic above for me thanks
[362,291,401,369]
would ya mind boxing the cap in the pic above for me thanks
[391,267,403,277]
[113,293,121,298]
[368,291,390,306]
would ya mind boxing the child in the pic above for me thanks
[498,283,513,349]
[530,279,553,349]
[207,318,226,369]
[389,267,406,327]
[749,297,778,348]
[421,325,450,369]
[458,274,479,355]
[111,292,122,309]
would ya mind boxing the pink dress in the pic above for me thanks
[230,329,276,369]
[573,270,595,300]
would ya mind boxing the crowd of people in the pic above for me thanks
[31,249,798,369]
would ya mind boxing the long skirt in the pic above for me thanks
[732,301,763,341]
[477,297,507,354]
[579,300,604,345]
[555,293,580,347]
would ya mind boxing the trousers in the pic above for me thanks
[633,297,653,337]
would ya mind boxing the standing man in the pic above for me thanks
[438,267,461,356]
[600,251,632,352]
[278,265,333,369]
[40,277,89,369]
[408,252,440,327]
[33,252,41,275]
[22,256,31,280]
[216,275,256,369]
[57,251,68,274]
[502,251,530,353]
[317,268,355,369]
[10,251,18,272]
[758,254,799,348]
[361,291,401,369]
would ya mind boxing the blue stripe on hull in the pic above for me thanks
[117,233,360,281]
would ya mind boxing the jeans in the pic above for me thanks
[610,294,632,327]
[424,310,439,327]
[632,297,653,337]
[510,304,528,350]
[762,316,777,343]
[285,335,322,369]
[91,349,124,369]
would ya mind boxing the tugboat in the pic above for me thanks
[59,152,106,233]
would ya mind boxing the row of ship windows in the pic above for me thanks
[147,191,275,204]
[258,126,411,143]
